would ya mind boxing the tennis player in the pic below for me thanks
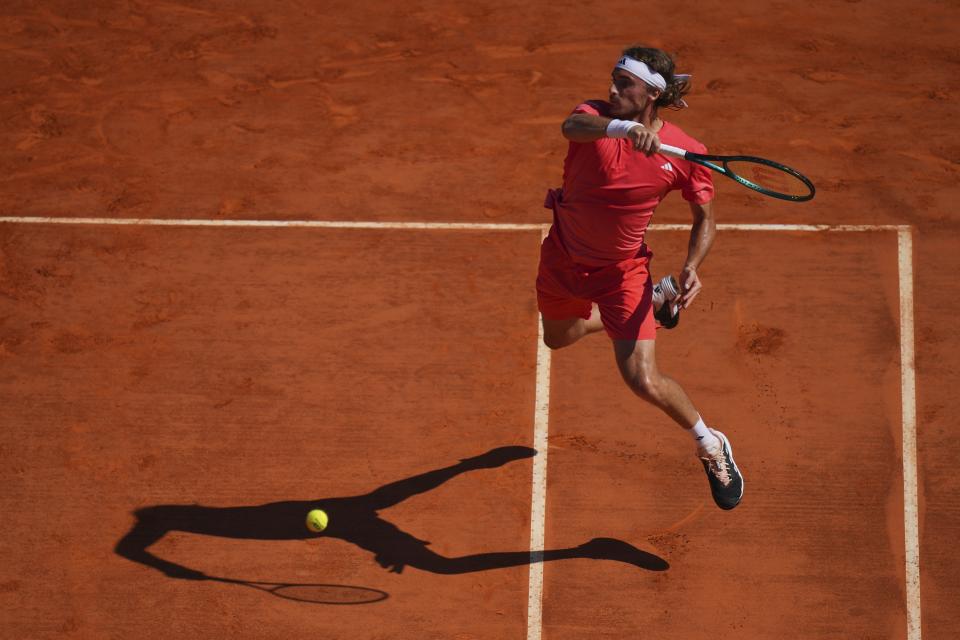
[537,45,743,509]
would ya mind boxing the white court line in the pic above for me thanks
[656,223,909,232]
[0,216,908,233]
[527,225,550,640]
[899,228,921,640]
[526,227,552,640]
[0,214,919,639]
[0,216,542,231]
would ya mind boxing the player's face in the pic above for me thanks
[609,70,660,118]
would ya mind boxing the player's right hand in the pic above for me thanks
[628,125,660,156]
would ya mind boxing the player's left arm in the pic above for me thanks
[679,199,716,308]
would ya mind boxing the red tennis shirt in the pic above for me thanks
[551,100,714,266]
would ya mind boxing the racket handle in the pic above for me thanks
[658,143,687,159]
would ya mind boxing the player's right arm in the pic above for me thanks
[561,114,660,155]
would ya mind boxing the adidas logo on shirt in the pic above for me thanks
[661,162,674,173]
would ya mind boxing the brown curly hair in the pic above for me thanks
[621,45,691,110]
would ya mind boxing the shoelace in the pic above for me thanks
[700,447,732,486]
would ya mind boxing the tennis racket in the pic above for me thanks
[208,575,388,605]
[659,143,815,202]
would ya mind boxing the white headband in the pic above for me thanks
[614,56,691,91]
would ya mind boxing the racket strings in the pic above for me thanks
[724,159,812,199]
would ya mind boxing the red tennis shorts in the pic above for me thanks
[536,230,656,341]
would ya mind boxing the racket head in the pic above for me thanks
[720,156,816,202]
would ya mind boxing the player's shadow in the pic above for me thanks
[115,446,668,581]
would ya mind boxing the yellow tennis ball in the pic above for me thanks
[306,509,328,533]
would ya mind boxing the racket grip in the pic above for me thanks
[658,143,687,159]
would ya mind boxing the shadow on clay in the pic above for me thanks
[115,446,667,598]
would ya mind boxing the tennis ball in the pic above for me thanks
[306,509,329,533]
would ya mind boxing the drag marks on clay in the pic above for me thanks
[785,137,882,157]
[641,506,707,564]
[645,531,693,562]
[547,433,651,463]
[474,37,618,60]
[705,78,735,93]
[929,143,960,167]
[413,72,512,86]
[14,107,66,151]
[0,327,26,359]
[131,290,188,331]
[736,323,787,357]
[0,153,108,185]
[97,103,168,156]
[142,1,223,19]
[3,4,580,220]
[896,150,960,181]
[31,7,106,31]
[264,76,326,90]
[0,581,22,594]
[814,178,855,194]
[163,23,278,63]
[0,234,44,306]
[51,329,110,355]
[793,68,849,84]
[315,48,422,70]
[731,303,796,436]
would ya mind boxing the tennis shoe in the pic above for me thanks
[652,275,681,329]
[698,429,744,510]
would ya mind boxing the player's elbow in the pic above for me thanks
[690,200,716,224]
[561,115,592,141]
[701,200,716,220]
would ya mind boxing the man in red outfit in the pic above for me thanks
[536,45,743,509]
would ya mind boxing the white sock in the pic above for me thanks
[690,417,721,452]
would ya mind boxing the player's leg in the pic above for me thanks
[612,339,698,426]
[395,536,665,573]
[541,303,603,350]
[595,251,743,510]
[612,339,744,510]
[536,230,600,350]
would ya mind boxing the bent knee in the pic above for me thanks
[624,370,663,400]
[543,334,569,350]
[541,319,581,350]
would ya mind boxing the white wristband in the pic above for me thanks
[606,119,643,138]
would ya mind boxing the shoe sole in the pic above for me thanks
[712,430,744,510]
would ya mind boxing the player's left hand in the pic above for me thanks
[679,266,702,308]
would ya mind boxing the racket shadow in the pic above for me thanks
[115,445,668,602]
[206,576,389,605]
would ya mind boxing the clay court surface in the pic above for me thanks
[1,1,958,639]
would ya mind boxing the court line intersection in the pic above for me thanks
[0,216,918,640]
